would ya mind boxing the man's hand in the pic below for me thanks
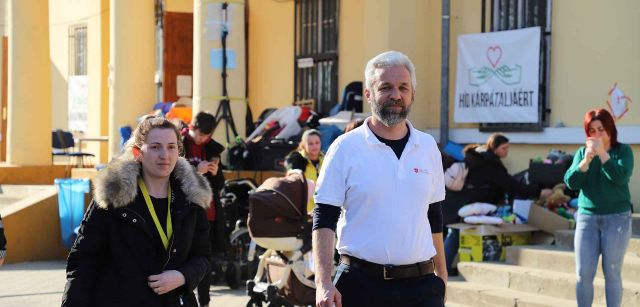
[148,270,185,295]
[313,228,340,307]
[438,274,448,303]
[0,258,4,266]
[316,281,342,307]
[432,232,448,303]
[197,161,210,174]
[208,161,219,175]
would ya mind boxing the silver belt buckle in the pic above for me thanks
[383,265,394,280]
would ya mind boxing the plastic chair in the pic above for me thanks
[329,81,363,115]
[52,129,95,167]
[119,126,132,151]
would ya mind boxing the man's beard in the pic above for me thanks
[372,98,411,127]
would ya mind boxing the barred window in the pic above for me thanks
[69,24,88,76]
[294,0,339,115]
[480,0,552,132]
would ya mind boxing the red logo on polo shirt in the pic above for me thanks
[413,168,429,174]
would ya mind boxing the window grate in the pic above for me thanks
[480,0,551,132]
[294,0,339,115]
[68,24,88,76]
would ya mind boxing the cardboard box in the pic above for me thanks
[449,223,538,262]
[527,204,574,234]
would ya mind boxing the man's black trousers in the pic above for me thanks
[333,263,446,307]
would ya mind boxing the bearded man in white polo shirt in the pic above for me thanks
[312,51,447,307]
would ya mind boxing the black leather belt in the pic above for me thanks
[340,255,435,280]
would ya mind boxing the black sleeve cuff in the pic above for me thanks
[312,203,341,232]
[428,201,444,233]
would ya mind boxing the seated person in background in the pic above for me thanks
[442,133,550,275]
[344,119,365,133]
[283,129,324,214]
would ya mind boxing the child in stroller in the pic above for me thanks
[246,171,316,307]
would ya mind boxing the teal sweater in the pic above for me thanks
[564,143,634,214]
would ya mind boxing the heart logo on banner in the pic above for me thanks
[486,46,502,68]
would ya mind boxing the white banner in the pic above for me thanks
[68,75,88,132]
[454,27,541,123]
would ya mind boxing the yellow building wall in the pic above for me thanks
[447,0,484,130]
[340,0,470,131]
[246,0,639,207]
[337,0,364,100]
[550,0,639,126]
[193,0,247,143]
[7,0,52,166]
[107,0,156,158]
[0,2,5,151]
[100,0,110,162]
[247,0,294,118]
[442,0,640,208]
[166,0,193,13]
[49,0,109,163]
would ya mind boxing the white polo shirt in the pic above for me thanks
[314,117,446,265]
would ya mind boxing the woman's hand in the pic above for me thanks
[148,270,185,295]
[586,137,605,156]
[587,137,611,163]
[579,147,596,172]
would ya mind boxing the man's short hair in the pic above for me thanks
[364,51,417,91]
[193,112,216,135]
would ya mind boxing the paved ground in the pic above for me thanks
[0,261,248,307]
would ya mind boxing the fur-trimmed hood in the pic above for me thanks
[93,155,212,210]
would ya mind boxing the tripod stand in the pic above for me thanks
[212,2,239,144]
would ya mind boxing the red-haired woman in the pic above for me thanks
[564,108,634,307]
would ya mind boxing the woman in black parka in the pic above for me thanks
[62,117,212,307]
[442,133,547,275]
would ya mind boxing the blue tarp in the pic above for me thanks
[55,178,90,249]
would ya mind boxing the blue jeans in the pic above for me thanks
[444,228,460,275]
[575,211,631,307]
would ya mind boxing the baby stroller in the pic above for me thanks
[214,178,262,289]
[246,172,315,307]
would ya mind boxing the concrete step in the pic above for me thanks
[444,301,474,307]
[506,245,640,283]
[457,261,640,306]
[555,230,640,257]
[446,280,591,307]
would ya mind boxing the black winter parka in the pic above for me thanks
[442,145,541,226]
[62,157,213,307]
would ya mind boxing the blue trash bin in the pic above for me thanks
[55,178,90,249]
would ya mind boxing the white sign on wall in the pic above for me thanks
[68,75,88,132]
[454,27,541,123]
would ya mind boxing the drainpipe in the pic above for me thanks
[154,0,164,103]
[440,0,450,146]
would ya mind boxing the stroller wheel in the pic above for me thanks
[246,298,263,307]
[226,262,242,289]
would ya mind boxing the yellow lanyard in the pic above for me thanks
[138,178,173,250]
